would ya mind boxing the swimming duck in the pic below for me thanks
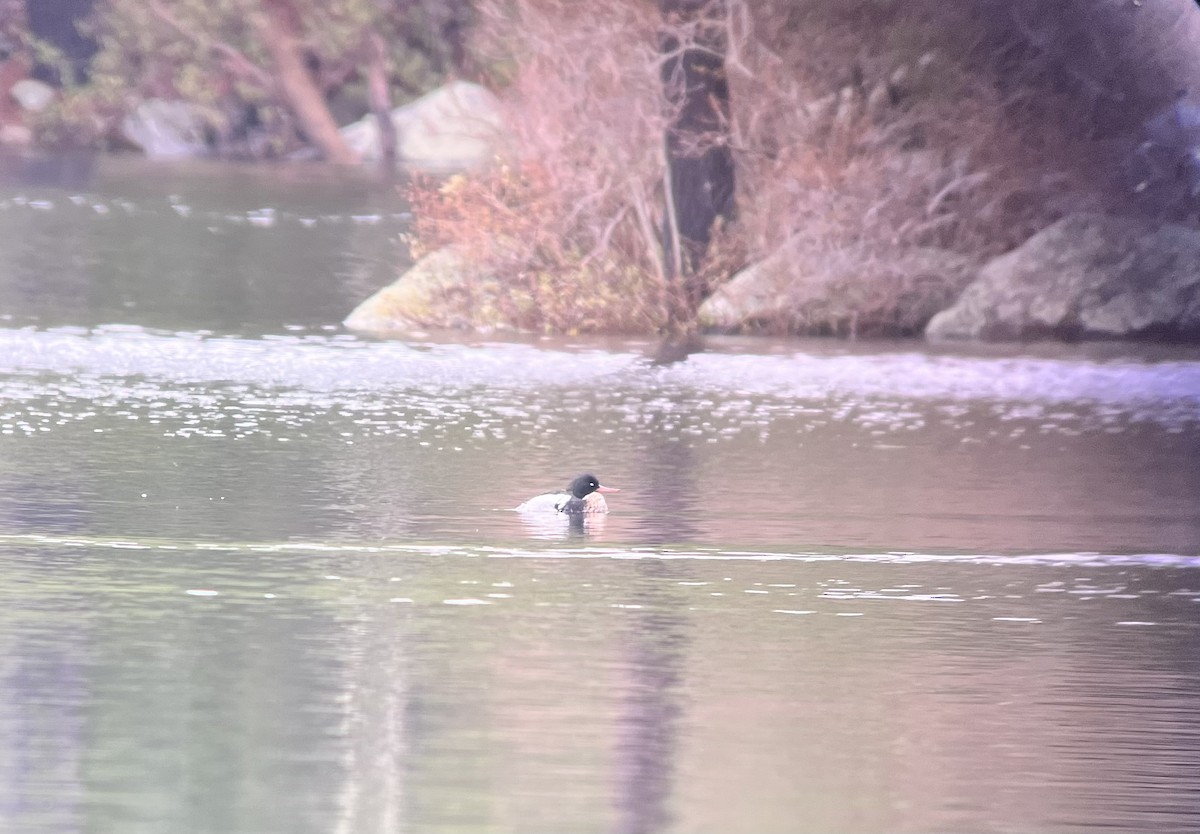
[515,473,620,515]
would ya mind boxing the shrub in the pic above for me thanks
[408,0,703,334]
[409,0,1122,336]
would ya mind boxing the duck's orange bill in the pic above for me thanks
[596,485,620,493]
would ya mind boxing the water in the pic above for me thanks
[1,154,1199,833]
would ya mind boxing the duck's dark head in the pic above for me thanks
[568,473,620,499]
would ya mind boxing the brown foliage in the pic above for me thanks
[730,1,1109,261]
[409,0,1122,336]
[408,0,747,334]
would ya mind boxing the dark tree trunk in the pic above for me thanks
[421,0,474,77]
[257,0,358,164]
[367,32,397,164]
[26,0,97,85]
[659,0,736,321]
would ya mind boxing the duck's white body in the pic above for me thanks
[515,474,619,515]
[515,492,611,514]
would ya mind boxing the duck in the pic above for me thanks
[515,473,620,515]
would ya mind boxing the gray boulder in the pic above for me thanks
[341,81,508,171]
[121,99,210,159]
[926,213,1200,341]
[699,240,975,336]
[10,79,55,112]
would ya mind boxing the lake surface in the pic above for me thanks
[1,154,1199,834]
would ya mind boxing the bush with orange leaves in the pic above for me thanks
[407,0,746,334]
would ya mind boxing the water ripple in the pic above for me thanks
[1,533,1195,567]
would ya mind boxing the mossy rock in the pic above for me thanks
[926,213,1200,341]
[343,247,511,335]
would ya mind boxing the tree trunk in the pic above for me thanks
[367,32,396,164]
[659,0,736,326]
[256,0,358,164]
[26,0,97,85]
[421,0,474,77]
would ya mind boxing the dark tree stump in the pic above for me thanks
[659,0,736,320]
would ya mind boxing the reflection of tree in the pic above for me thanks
[0,160,406,332]
[615,564,690,834]
[633,400,703,544]
[333,588,411,834]
[0,591,87,833]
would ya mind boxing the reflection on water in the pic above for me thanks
[0,538,1197,833]
[0,155,408,332]
[1,156,1199,834]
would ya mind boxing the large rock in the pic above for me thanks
[926,213,1200,341]
[344,247,511,334]
[121,99,210,159]
[341,81,507,171]
[10,79,55,112]
[699,240,975,337]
